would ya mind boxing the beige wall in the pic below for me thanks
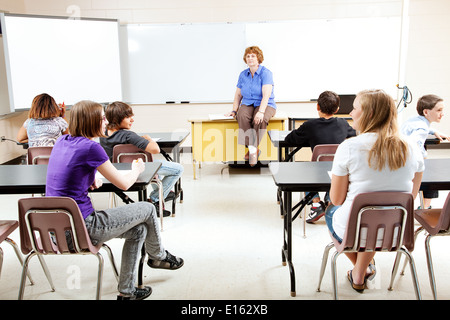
[0,0,449,163]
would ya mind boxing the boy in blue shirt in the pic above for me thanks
[401,94,450,208]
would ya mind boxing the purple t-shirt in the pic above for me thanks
[45,135,109,219]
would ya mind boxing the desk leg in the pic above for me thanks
[281,190,296,297]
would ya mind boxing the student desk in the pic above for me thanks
[138,131,190,201]
[189,114,287,179]
[0,162,161,288]
[269,158,450,297]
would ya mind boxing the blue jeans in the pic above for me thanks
[84,202,165,295]
[325,204,343,243]
[149,160,184,202]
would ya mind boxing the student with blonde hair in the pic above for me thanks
[325,89,424,293]
[46,100,184,300]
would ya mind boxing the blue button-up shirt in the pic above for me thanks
[237,65,276,109]
[401,115,435,157]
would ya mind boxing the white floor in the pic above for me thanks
[1,149,450,301]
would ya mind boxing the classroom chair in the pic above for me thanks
[397,192,450,299]
[316,192,421,300]
[112,144,167,230]
[17,197,119,300]
[0,220,34,286]
[27,146,53,165]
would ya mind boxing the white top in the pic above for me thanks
[401,115,433,158]
[331,133,425,239]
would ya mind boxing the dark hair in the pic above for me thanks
[416,94,443,116]
[69,100,105,138]
[105,101,134,130]
[28,93,60,119]
[317,91,340,115]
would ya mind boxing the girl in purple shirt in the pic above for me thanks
[46,100,183,300]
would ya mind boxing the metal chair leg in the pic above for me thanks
[95,253,104,300]
[425,234,438,300]
[102,243,119,282]
[5,238,35,285]
[37,254,55,292]
[317,242,334,292]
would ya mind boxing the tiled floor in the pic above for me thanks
[0,149,449,300]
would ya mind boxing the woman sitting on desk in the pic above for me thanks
[326,89,424,293]
[225,46,276,166]
[45,100,184,300]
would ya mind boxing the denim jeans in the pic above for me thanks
[84,201,165,295]
[149,160,184,203]
[325,204,343,243]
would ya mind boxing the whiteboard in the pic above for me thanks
[122,23,246,104]
[0,14,122,111]
[121,17,401,104]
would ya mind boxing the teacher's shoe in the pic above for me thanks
[148,250,184,270]
[117,286,152,300]
[249,149,261,167]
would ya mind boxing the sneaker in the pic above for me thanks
[147,250,184,270]
[165,191,176,201]
[417,206,432,210]
[306,202,325,223]
[148,199,171,217]
[117,286,152,300]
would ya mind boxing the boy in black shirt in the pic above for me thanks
[284,91,356,222]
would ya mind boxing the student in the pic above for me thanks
[284,91,356,223]
[45,100,184,300]
[225,46,276,166]
[401,94,450,209]
[99,101,184,216]
[17,93,68,147]
[326,89,424,292]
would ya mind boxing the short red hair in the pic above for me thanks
[243,46,264,64]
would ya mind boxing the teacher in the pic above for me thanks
[226,46,276,166]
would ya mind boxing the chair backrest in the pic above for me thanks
[27,146,53,165]
[423,192,450,234]
[17,197,99,255]
[335,192,415,253]
[0,220,18,244]
[311,144,339,162]
[112,144,153,163]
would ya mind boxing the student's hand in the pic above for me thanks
[434,131,450,141]
[58,102,66,118]
[225,111,237,118]
[132,158,145,174]
[89,178,103,190]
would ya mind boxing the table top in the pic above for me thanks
[269,130,445,148]
[0,162,161,195]
[270,158,450,192]
[139,131,189,148]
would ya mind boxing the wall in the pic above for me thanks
[0,0,449,163]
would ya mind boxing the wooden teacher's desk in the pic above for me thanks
[270,158,450,297]
[189,113,287,179]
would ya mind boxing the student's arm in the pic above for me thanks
[96,158,144,190]
[330,174,349,206]
[141,134,160,154]
[17,125,28,143]
[411,171,423,199]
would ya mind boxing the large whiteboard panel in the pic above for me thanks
[1,14,122,111]
[121,17,401,104]
[122,23,246,104]
[247,17,401,101]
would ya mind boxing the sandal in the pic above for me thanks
[347,270,365,293]
[366,259,376,281]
